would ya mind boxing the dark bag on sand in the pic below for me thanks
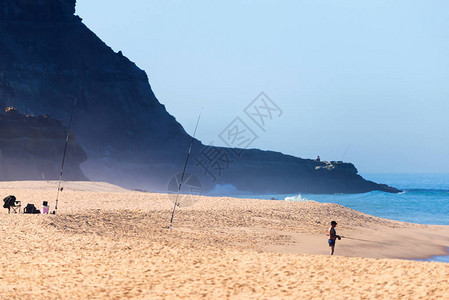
[3,195,16,208]
[24,203,40,214]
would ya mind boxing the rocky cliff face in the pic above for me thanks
[0,0,400,194]
[0,108,87,180]
[0,0,76,21]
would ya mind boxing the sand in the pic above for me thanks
[0,181,448,299]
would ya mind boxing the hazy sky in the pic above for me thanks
[76,0,449,173]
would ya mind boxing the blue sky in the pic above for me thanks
[76,0,449,173]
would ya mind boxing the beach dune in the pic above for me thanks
[1,181,448,299]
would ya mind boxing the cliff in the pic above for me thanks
[0,0,400,194]
[0,108,87,180]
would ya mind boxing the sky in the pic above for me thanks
[76,0,449,174]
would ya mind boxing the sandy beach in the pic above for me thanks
[1,181,448,299]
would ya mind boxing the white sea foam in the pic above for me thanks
[284,194,308,202]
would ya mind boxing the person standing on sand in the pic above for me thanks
[328,221,341,255]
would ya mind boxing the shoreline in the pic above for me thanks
[414,247,449,262]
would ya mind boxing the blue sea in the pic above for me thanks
[235,173,449,263]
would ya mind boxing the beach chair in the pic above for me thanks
[10,201,21,213]
[3,195,21,214]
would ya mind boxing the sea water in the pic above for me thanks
[233,173,449,263]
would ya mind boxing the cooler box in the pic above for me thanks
[41,206,49,214]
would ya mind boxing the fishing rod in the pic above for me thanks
[341,236,391,245]
[340,144,351,161]
[53,97,77,214]
[169,108,203,231]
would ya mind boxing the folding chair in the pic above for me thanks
[10,201,21,214]
[3,195,21,214]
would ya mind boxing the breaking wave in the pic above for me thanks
[284,193,309,202]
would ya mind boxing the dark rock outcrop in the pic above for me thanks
[0,0,400,194]
[0,107,87,180]
[0,0,76,21]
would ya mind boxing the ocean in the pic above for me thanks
[235,173,449,263]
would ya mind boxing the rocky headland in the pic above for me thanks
[0,0,400,194]
[0,107,87,181]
